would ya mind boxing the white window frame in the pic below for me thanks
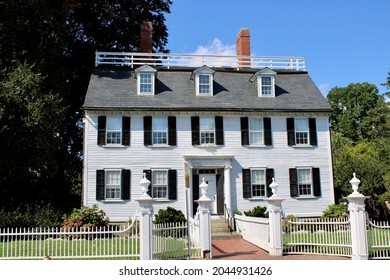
[295,118,309,145]
[152,169,168,199]
[105,169,121,200]
[249,117,264,145]
[200,116,215,145]
[297,168,313,196]
[196,74,212,96]
[137,72,154,95]
[258,75,275,97]
[152,116,168,145]
[106,116,122,145]
[251,168,267,198]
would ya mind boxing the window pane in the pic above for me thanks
[251,170,266,197]
[261,77,271,86]
[152,171,168,198]
[200,117,215,144]
[298,169,312,196]
[152,117,167,144]
[295,119,308,144]
[106,116,121,130]
[106,116,121,144]
[105,171,121,199]
[200,117,215,130]
[249,118,263,145]
[140,73,152,93]
[198,74,210,94]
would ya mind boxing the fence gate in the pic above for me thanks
[368,218,390,259]
[283,217,352,257]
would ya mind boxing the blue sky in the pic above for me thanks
[165,0,390,96]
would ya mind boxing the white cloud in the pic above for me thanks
[318,83,331,96]
[176,38,237,67]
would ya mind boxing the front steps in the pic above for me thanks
[211,216,241,240]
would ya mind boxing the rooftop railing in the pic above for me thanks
[95,52,306,71]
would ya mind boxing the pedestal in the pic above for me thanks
[267,197,284,256]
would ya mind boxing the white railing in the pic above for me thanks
[0,217,140,260]
[368,218,390,259]
[152,221,201,260]
[283,217,352,257]
[189,211,200,248]
[234,214,270,251]
[95,52,306,71]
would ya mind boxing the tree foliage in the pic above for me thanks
[328,83,390,220]
[0,0,172,212]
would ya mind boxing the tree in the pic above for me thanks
[0,0,172,212]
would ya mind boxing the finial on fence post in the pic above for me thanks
[349,172,361,195]
[270,177,279,197]
[139,173,151,197]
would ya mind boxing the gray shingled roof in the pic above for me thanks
[83,67,331,113]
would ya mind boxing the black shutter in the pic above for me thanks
[242,169,251,198]
[97,116,106,145]
[215,116,224,145]
[240,117,249,146]
[309,118,318,146]
[266,168,274,197]
[312,168,321,196]
[287,118,295,146]
[121,169,131,200]
[143,116,152,146]
[264,117,272,146]
[96,170,105,200]
[191,116,200,145]
[143,169,152,196]
[168,116,177,146]
[192,173,199,213]
[122,117,131,146]
[289,168,299,197]
[168,170,177,200]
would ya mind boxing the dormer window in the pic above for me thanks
[193,66,215,96]
[251,68,276,97]
[135,65,157,95]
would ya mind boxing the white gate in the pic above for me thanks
[368,218,390,259]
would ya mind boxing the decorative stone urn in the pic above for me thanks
[139,173,151,197]
[199,178,209,199]
[269,177,279,197]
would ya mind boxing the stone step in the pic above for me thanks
[212,231,242,240]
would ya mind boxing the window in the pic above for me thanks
[200,117,215,144]
[191,116,224,146]
[295,119,309,145]
[106,116,122,144]
[135,65,156,95]
[96,169,131,201]
[260,76,273,96]
[289,167,321,198]
[139,73,153,94]
[241,117,272,146]
[152,117,168,144]
[144,116,176,146]
[152,170,168,198]
[105,170,121,199]
[242,168,274,199]
[286,118,317,146]
[193,66,215,96]
[251,169,266,197]
[97,116,130,146]
[249,118,264,145]
[252,68,276,97]
[143,169,177,200]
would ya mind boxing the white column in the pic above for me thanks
[223,162,232,215]
[197,178,213,258]
[267,178,284,256]
[345,173,369,260]
[136,173,155,260]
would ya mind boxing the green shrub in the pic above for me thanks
[62,204,109,229]
[244,206,268,218]
[0,203,62,228]
[322,204,348,218]
[154,207,186,224]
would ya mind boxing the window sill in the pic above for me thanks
[244,144,269,148]
[147,144,172,148]
[102,199,125,203]
[153,198,170,202]
[294,196,317,200]
[101,144,126,148]
[196,144,218,148]
[291,144,315,148]
[248,197,268,201]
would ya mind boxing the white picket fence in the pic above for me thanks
[368,219,390,259]
[152,220,201,260]
[0,218,140,260]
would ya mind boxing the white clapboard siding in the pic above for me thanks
[83,113,334,221]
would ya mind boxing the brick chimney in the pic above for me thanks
[236,28,251,67]
[140,21,153,53]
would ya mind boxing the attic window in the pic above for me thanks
[251,68,276,97]
[193,66,215,96]
[135,65,157,95]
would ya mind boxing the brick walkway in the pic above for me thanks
[212,239,350,260]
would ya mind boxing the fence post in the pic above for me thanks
[196,178,213,259]
[345,173,370,260]
[136,173,155,260]
[266,178,285,256]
